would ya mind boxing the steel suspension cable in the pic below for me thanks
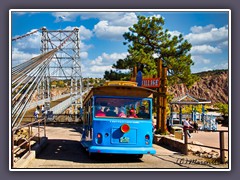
[12,55,55,127]
[12,57,52,116]
[12,49,58,91]
[12,29,40,41]
[12,49,58,82]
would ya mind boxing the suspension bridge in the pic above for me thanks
[11,27,88,129]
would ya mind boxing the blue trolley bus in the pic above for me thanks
[81,81,156,158]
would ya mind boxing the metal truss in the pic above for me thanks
[41,27,83,114]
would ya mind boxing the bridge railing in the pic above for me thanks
[11,118,47,168]
[183,128,228,164]
[49,95,81,115]
[48,90,90,115]
[26,93,71,110]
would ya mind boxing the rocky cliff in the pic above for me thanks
[168,70,229,104]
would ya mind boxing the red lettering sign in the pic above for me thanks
[142,78,160,88]
[131,77,160,88]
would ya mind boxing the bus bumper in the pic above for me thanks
[88,146,156,155]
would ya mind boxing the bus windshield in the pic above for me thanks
[94,97,151,120]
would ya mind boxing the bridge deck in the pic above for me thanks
[21,96,70,124]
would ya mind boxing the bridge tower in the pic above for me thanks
[40,27,83,114]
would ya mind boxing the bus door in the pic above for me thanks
[83,99,93,141]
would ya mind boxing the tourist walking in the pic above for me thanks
[183,118,193,138]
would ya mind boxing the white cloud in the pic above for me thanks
[12,30,42,66]
[52,12,138,41]
[78,26,93,40]
[169,30,182,37]
[90,65,113,73]
[13,12,40,16]
[192,56,211,65]
[101,52,127,61]
[80,52,88,59]
[150,14,162,19]
[213,62,228,69]
[13,31,41,51]
[93,21,129,41]
[63,25,93,40]
[12,48,39,66]
[82,52,128,78]
[190,24,215,34]
[191,66,213,73]
[52,12,80,22]
[185,25,228,45]
[109,12,138,26]
[52,12,138,26]
[79,41,93,52]
[187,24,229,73]
[90,56,103,65]
[217,40,228,48]
[90,52,128,66]
[191,45,222,54]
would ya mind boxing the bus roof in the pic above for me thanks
[84,84,157,105]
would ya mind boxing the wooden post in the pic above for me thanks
[156,60,162,130]
[44,118,46,137]
[11,129,14,168]
[161,67,167,133]
[38,119,40,144]
[184,128,188,155]
[132,66,137,79]
[219,131,225,164]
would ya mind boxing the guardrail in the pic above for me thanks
[183,128,228,164]
[46,113,82,123]
[48,90,90,115]
[11,117,47,168]
[26,93,70,110]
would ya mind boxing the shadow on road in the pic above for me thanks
[36,139,143,164]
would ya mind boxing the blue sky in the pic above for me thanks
[11,10,229,78]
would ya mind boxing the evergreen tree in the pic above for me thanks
[110,15,198,87]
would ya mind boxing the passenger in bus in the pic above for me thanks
[137,105,150,119]
[128,109,138,118]
[95,106,106,117]
[118,107,127,118]
[104,107,109,114]
[106,106,117,117]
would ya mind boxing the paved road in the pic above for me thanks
[25,123,228,169]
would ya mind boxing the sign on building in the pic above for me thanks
[131,77,160,88]
[141,78,160,88]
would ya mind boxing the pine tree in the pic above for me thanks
[110,15,198,87]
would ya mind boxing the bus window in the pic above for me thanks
[94,97,151,119]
